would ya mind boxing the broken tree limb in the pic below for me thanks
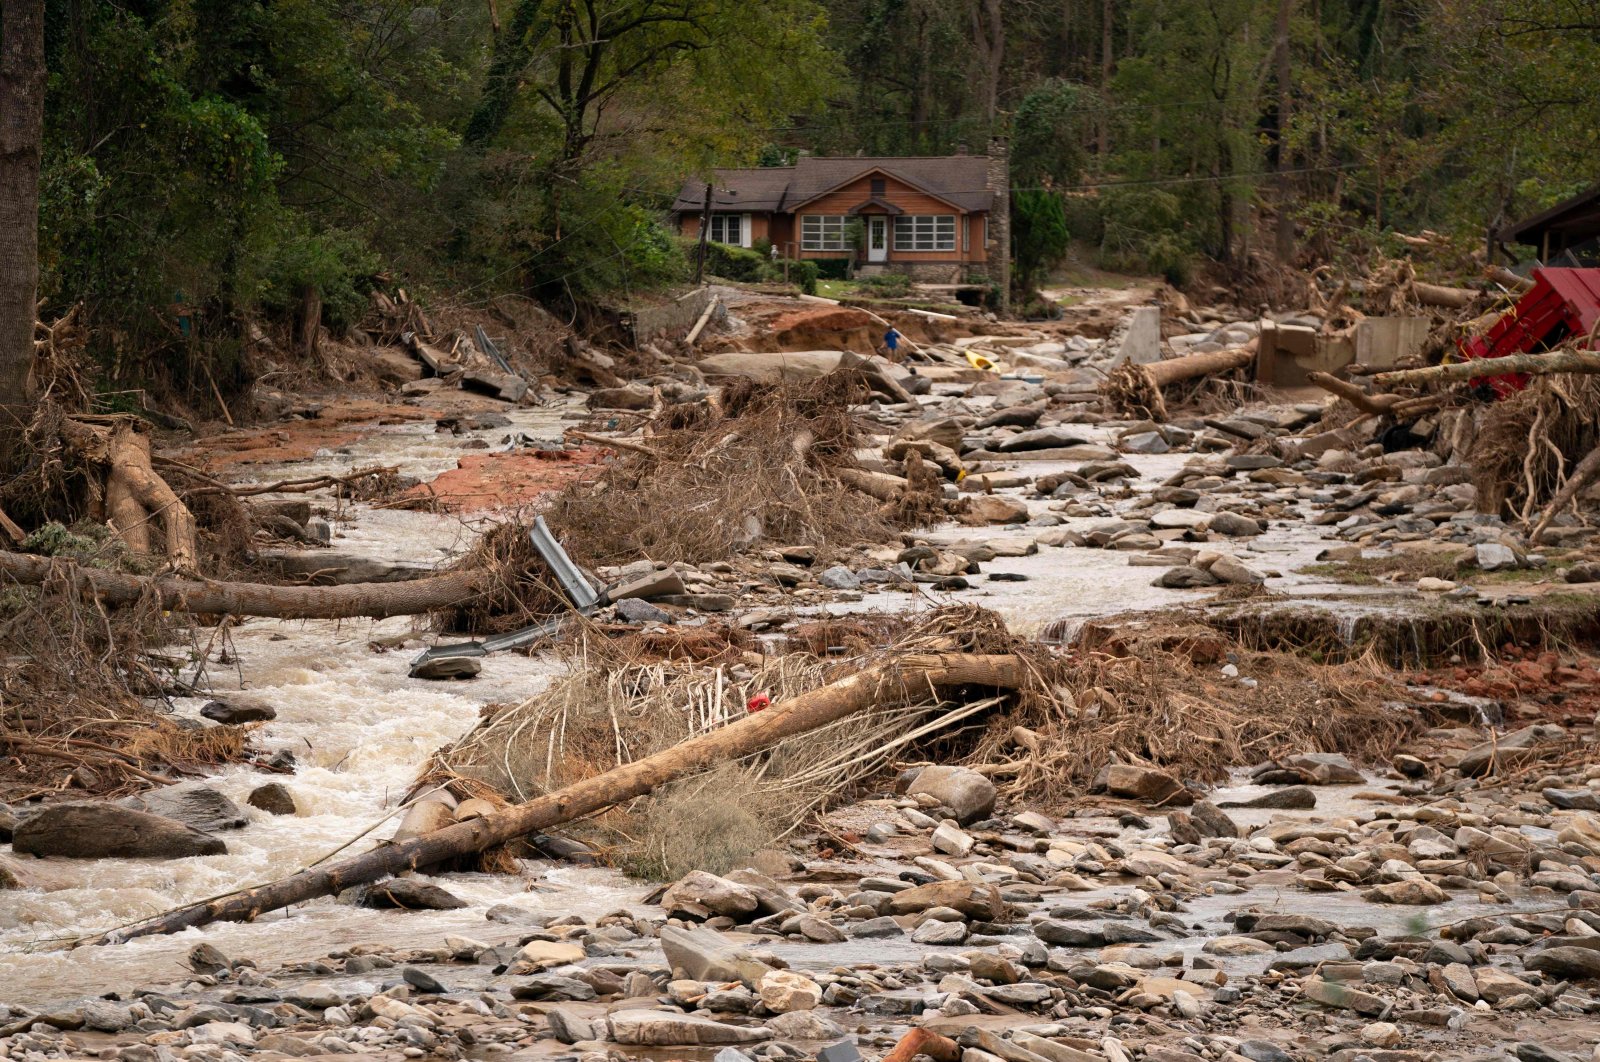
[1374,350,1600,388]
[1532,444,1600,543]
[0,551,486,619]
[1306,371,1408,416]
[96,652,1027,943]
[1412,281,1478,309]
[683,294,720,347]
[563,429,660,457]
[837,467,913,502]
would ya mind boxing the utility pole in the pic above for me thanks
[694,184,713,285]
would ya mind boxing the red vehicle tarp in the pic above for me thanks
[1459,267,1600,397]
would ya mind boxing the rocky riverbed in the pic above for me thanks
[7,286,1600,1062]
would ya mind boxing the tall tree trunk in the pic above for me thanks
[1216,135,1234,266]
[969,0,1004,125]
[1098,0,1112,157]
[0,0,46,412]
[1273,0,1295,263]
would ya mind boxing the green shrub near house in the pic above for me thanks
[685,239,817,295]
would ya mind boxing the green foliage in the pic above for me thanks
[856,273,912,298]
[1012,189,1070,293]
[786,259,820,296]
[1011,80,1093,187]
[697,241,770,283]
[1098,188,1194,286]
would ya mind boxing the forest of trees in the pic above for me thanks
[2,0,1599,404]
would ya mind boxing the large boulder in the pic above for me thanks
[885,880,1004,921]
[1105,764,1193,806]
[607,1010,772,1047]
[658,925,773,987]
[12,803,227,859]
[661,871,760,919]
[122,783,247,833]
[906,765,996,824]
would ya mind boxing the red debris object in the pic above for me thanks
[745,694,770,713]
[1459,267,1600,397]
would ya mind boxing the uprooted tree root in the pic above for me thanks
[0,575,253,802]
[963,622,1419,806]
[1471,373,1600,522]
[543,372,927,569]
[418,607,1423,878]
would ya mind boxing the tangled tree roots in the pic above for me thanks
[1471,373,1600,521]
[544,372,920,568]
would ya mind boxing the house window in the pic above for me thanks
[708,214,742,245]
[801,214,848,251]
[870,177,886,197]
[894,215,956,252]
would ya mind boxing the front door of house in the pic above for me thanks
[867,217,888,263]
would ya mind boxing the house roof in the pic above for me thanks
[1499,183,1600,248]
[672,156,996,215]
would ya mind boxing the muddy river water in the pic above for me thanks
[0,391,1411,1007]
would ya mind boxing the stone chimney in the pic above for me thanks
[984,137,1011,313]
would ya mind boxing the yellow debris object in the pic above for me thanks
[965,350,1000,372]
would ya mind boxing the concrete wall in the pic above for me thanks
[630,287,716,345]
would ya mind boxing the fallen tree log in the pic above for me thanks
[1412,281,1477,309]
[1103,340,1257,420]
[1145,340,1257,388]
[0,551,485,619]
[1374,350,1600,388]
[96,652,1027,943]
[838,466,914,502]
[1487,266,1534,292]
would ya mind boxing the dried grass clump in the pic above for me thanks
[422,606,1032,877]
[544,372,911,568]
[436,518,569,635]
[1471,373,1600,521]
[959,624,1417,805]
[0,578,251,801]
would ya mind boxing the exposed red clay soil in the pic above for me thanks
[1416,648,1600,727]
[402,448,608,512]
[184,401,432,470]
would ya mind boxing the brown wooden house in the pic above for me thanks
[673,151,1009,295]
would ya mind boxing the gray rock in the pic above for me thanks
[1120,431,1170,455]
[911,919,968,945]
[765,1010,844,1041]
[510,975,596,1001]
[1475,542,1521,571]
[82,1001,137,1032]
[1238,1043,1293,1062]
[615,597,673,624]
[1525,946,1600,980]
[200,696,277,724]
[1153,566,1220,589]
[122,783,247,832]
[905,765,996,825]
[410,655,482,680]
[816,566,861,590]
[997,426,1091,452]
[849,916,904,939]
[353,878,467,910]
[659,924,773,987]
[607,1010,772,1046]
[546,1007,596,1044]
[12,802,227,859]
[1208,511,1264,536]
[1544,788,1600,811]
[247,783,297,816]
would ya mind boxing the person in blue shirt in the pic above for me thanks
[883,327,902,356]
